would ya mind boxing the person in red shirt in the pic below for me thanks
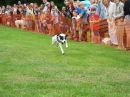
[89,7,100,43]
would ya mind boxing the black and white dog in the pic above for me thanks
[52,34,68,54]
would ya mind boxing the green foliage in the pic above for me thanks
[0,26,130,97]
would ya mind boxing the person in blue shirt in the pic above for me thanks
[79,2,89,42]
[96,0,107,18]
[73,2,82,14]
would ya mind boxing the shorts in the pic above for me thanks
[93,30,100,36]
[81,18,88,24]
[47,24,52,29]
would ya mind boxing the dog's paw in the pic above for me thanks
[62,53,65,55]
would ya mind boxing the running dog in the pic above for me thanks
[52,34,68,54]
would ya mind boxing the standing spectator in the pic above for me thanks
[39,11,47,33]
[61,6,68,17]
[13,4,18,14]
[89,7,100,43]
[18,1,23,7]
[39,4,44,13]
[51,7,61,35]
[76,0,80,6]
[64,0,70,12]
[96,0,107,41]
[22,3,27,15]
[124,0,130,51]
[71,10,79,40]
[34,3,40,15]
[64,0,72,18]
[96,0,107,18]
[90,0,97,11]
[114,0,124,49]
[8,5,13,15]
[103,0,118,46]
[17,5,22,14]
[68,2,75,17]
[0,7,2,14]
[46,10,52,35]
[73,2,82,14]
[69,0,75,16]
[50,1,58,14]
[89,0,98,43]
[79,2,89,42]
[73,2,82,41]
[26,10,33,30]
[42,0,50,12]
[30,3,34,15]
[2,6,6,13]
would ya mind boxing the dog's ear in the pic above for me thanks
[57,34,60,36]
[65,34,68,39]
[65,34,68,37]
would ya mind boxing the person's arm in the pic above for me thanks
[96,2,100,16]
[113,3,116,18]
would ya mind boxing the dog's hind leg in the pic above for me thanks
[59,43,64,54]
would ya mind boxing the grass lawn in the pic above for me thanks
[0,26,130,97]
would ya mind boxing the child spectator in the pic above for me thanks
[25,10,33,31]
[39,11,47,34]
[89,7,100,43]
[79,2,89,42]
[71,10,80,41]
[46,10,52,35]
[51,7,61,35]
[73,2,82,15]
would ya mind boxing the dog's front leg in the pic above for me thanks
[15,21,18,28]
[66,40,68,48]
[21,24,24,30]
[52,37,55,45]
[59,43,64,54]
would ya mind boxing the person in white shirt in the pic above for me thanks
[114,0,124,49]
[42,0,50,12]
[103,0,118,46]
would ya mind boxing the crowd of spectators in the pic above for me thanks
[0,0,130,51]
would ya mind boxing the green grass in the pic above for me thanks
[0,26,130,97]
